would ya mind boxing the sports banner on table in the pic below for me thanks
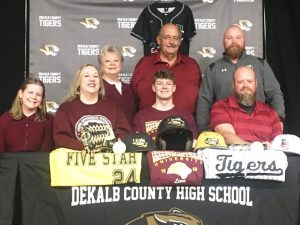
[50,148,143,186]
[200,149,288,181]
[1,152,300,225]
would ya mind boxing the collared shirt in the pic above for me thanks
[210,96,282,142]
[133,106,198,141]
[131,51,202,114]
[196,51,285,132]
[103,79,137,127]
[0,112,54,152]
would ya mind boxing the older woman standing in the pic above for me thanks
[98,45,137,126]
[53,64,131,151]
[0,77,54,152]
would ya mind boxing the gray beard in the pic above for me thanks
[236,93,256,106]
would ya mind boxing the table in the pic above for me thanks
[0,152,300,225]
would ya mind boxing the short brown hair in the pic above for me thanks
[153,70,176,84]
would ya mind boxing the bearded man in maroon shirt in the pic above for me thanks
[210,66,282,148]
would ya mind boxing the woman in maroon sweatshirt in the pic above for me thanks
[98,45,137,127]
[0,78,54,152]
[53,64,132,151]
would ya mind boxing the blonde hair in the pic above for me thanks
[98,44,124,66]
[64,64,105,102]
[10,77,47,122]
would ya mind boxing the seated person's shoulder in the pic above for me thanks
[101,98,119,108]
[211,97,230,108]
[46,113,54,119]
[174,106,194,117]
[134,107,152,118]
[0,111,10,119]
[0,112,12,125]
[257,100,278,114]
[135,53,155,66]
[181,54,199,66]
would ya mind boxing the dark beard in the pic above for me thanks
[225,45,244,59]
[236,92,256,106]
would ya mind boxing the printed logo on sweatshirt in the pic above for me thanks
[75,115,115,150]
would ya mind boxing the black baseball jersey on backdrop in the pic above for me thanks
[131,0,196,56]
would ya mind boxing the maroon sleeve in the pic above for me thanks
[132,111,144,133]
[114,105,132,139]
[185,113,198,139]
[130,58,143,97]
[0,113,7,152]
[40,114,54,152]
[271,109,283,140]
[210,100,232,130]
[53,105,84,150]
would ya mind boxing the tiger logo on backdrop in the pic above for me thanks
[147,151,203,186]
[80,17,100,29]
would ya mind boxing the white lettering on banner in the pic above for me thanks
[39,72,62,84]
[39,76,61,83]
[39,20,62,27]
[117,21,136,29]
[208,186,253,206]
[77,48,99,56]
[39,16,61,20]
[117,18,137,22]
[71,186,120,206]
[117,18,137,29]
[194,18,216,30]
[77,44,100,56]
[195,23,216,30]
[245,46,255,56]
[176,186,205,201]
[124,186,172,201]
[39,16,62,27]
[70,186,253,207]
